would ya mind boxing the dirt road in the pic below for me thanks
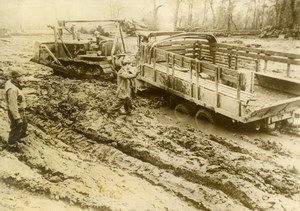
[0,36,300,211]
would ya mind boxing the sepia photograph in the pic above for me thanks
[0,0,300,210]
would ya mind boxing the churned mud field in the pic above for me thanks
[1,36,300,211]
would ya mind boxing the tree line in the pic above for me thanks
[148,0,300,33]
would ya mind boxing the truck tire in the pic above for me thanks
[252,121,276,132]
[174,103,191,122]
[195,108,216,126]
[261,122,276,132]
[253,121,262,131]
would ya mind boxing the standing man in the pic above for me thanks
[107,57,140,116]
[4,69,28,147]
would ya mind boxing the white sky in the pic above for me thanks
[0,0,249,31]
[0,0,175,30]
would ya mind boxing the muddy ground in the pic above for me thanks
[0,35,300,211]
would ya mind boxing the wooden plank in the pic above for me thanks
[215,60,232,68]
[155,52,165,62]
[221,73,237,84]
[156,40,200,46]
[212,42,300,59]
[172,54,175,89]
[199,78,253,102]
[196,62,200,100]
[248,96,300,119]
[202,62,217,71]
[237,73,242,116]
[202,68,216,77]
[143,62,254,102]
[213,47,300,65]
[217,82,254,98]
[255,72,300,95]
[168,49,199,55]
[158,44,198,51]
[222,67,238,77]
[153,49,156,82]
[193,41,300,64]
[190,60,193,97]
[215,67,219,108]
[166,52,169,82]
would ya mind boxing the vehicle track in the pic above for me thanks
[14,73,299,210]
[1,35,300,211]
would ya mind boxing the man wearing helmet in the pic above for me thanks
[4,68,28,147]
[94,30,102,45]
[107,56,140,116]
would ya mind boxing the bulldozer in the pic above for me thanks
[31,20,131,79]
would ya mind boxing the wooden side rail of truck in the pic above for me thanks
[136,32,300,130]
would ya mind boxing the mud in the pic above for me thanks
[1,35,300,211]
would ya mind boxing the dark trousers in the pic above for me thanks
[8,110,28,145]
[108,97,133,114]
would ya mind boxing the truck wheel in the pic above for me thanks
[195,108,216,127]
[261,122,276,132]
[253,121,262,131]
[252,121,276,132]
[174,103,191,122]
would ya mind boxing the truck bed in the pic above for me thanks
[137,33,300,124]
[140,62,300,123]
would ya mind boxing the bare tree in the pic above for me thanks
[187,0,194,27]
[260,0,267,28]
[244,0,251,29]
[202,0,208,26]
[274,0,282,27]
[288,0,299,29]
[208,0,216,28]
[173,0,182,30]
[251,0,258,29]
[148,0,299,32]
[109,0,123,19]
[216,0,227,29]
[151,0,165,30]
[227,0,237,31]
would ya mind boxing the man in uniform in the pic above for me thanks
[107,57,140,116]
[4,69,28,147]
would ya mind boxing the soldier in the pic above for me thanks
[107,57,140,116]
[4,68,28,148]
[94,30,102,45]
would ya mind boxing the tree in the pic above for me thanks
[271,0,300,29]
[109,0,123,19]
[260,0,267,28]
[202,0,208,26]
[244,0,251,29]
[208,0,216,28]
[151,0,166,30]
[215,0,227,29]
[173,0,182,30]
[288,0,299,29]
[227,0,237,31]
[252,0,258,29]
[187,0,194,27]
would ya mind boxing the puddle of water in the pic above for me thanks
[155,106,300,157]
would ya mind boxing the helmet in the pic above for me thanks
[9,68,23,78]
[122,58,132,65]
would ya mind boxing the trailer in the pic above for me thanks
[136,31,300,130]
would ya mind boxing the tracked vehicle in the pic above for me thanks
[136,31,300,130]
[31,20,129,78]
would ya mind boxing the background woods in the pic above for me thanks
[0,0,299,37]
[147,0,300,36]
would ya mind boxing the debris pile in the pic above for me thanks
[260,26,300,39]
